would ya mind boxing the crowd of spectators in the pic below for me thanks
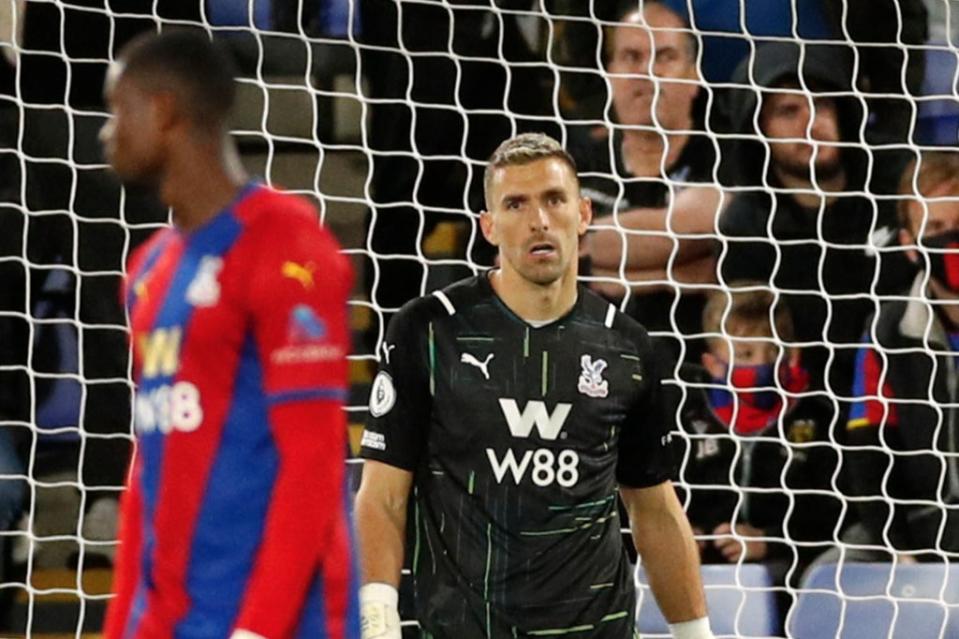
[0,0,956,629]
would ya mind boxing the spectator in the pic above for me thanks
[657,0,832,85]
[0,0,181,567]
[672,285,842,589]
[572,1,721,362]
[822,0,927,142]
[718,41,915,400]
[845,150,959,560]
[657,0,927,141]
[545,0,636,121]
[206,0,357,143]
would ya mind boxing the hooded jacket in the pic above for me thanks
[716,42,915,399]
[723,41,862,187]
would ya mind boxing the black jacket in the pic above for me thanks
[717,41,915,397]
[672,366,845,567]
[847,275,959,555]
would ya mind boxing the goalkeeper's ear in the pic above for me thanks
[578,196,593,236]
[480,210,498,247]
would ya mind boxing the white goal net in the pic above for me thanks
[0,0,956,637]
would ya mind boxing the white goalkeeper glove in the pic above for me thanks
[360,582,401,639]
[669,617,715,639]
[230,630,267,639]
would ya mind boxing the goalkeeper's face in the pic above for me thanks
[481,158,591,287]
[101,65,164,187]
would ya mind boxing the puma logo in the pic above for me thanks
[461,352,494,380]
[281,261,315,289]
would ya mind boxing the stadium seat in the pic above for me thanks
[206,0,272,29]
[916,41,959,146]
[789,563,959,639]
[635,563,779,637]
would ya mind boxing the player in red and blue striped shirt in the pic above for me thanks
[100,30,359,639]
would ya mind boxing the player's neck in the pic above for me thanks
[488,268,578,323]
[163,137,249,232]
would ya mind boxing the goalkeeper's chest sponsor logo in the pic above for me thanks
[498,399,571,440]
[487,399,579,487]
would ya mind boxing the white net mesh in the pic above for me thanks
[0,0,957,636]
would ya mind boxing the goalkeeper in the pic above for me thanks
[356,133,713,639]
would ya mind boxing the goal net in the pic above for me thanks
[0,0,956,636]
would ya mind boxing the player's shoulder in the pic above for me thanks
[127,226,177,276]
[389,274,490,336]
[576,286,654,350]
[235,183,346,258]
[235,183,336,241]
[434,272,492,312]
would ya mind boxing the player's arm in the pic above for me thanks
[588,254,717,299]
[356,297,433,639]
[621,482,712,639]
[616,325,712,639]
[354,461,413,638]
[103,454,143,639]
[231,216,354,637]
[587,185,723,272]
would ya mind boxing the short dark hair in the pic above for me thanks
[119,29,238,131]
[484,133,578,207]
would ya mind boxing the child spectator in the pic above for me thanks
[673,284,844,585]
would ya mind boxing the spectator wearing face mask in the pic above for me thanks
[670,284,844,588]
[844,151,959,561]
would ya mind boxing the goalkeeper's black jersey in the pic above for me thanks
[361,273,673,638]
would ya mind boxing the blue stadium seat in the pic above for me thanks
[33,267,81,441]
[916,41,959,146]
[789,563,959,639]
[206,0,272,30]
[635,563,779,637]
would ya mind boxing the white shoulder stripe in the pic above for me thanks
[432,290,456,316]
[604,304,616,328]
